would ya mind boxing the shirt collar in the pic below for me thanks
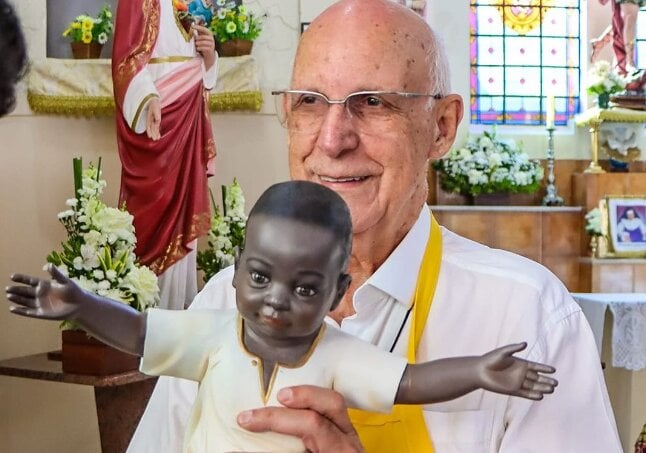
[355,206,431,308]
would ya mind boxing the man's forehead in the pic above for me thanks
[293,27,431,93]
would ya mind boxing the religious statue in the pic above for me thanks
[111,0,217,309]
[6,181,558,453]
[591,0,644,75]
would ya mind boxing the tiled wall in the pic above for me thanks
[432,207,584,291]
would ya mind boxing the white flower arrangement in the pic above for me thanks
[47,158,159,329]
[586,61,626,97]
[197,179,246,283]
[432,128,544,197]
[584,208,603,237]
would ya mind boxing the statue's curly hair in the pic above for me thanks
[0,0,28,117]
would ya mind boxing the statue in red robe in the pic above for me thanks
[112,0,217,309]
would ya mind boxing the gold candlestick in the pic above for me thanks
[584,118,605,174]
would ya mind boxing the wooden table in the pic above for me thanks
[0,352,157,453]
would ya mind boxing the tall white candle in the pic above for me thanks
[546,95,555,129]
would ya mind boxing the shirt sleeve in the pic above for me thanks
[499,288,622,452]
[331,329,408,413]
[202,54,218,91]
[140,309,223,382]
[122,67,159,134]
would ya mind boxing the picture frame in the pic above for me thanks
[602,195,646,257]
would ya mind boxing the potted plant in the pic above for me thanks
[197,179,246,283]
[432,128,544,205]
[209,2,262,56]
[62,5,114,59]
[47,158,159,374]
[586,61,627,109]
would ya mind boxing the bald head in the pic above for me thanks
[294,0,449,96]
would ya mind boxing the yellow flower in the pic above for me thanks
[82,32,93,44]
[62,28,71,37]
[82,19,93,31]
[72,22,82,29]
[239,14,248,22]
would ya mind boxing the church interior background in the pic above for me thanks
[1,0,646,451]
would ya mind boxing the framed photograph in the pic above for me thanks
[604,196,646,257]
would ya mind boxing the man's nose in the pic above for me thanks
[315,104,360,157]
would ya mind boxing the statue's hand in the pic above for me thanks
[7,264,85,320]
[145,97,162,141]
[193,24,216,71]
[479,343,558,400]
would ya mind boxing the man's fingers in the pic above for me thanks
[277,386,356,435]
[237,406,360,453]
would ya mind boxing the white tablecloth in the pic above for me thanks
[572,293,646,371]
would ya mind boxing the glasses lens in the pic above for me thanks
[275,92,329,133]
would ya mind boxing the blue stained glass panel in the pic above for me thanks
[470,0,581,126]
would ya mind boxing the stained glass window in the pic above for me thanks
[637,8,646,68]
[470,1,581,126]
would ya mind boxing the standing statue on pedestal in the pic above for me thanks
[112,0,217,309]
[591,0,644,74]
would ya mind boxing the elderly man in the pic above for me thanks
[128,1,622,452]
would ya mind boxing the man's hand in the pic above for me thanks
[237,386,364,453]
[193,24,216,71]
[145,97,162,141]
[6,264,83,320]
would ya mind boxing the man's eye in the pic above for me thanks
[250,271,268,284]
[364,95,383,107]
[295,286,317,297]
[295,94,324,107]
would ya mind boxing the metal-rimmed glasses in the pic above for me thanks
[271,90,443,135]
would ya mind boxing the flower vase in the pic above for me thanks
[216,39,254,57]
[61,330,139,375]
[70,42,104,59]
[469,192,535,206]
[597,93,610,109]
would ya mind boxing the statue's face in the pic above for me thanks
[233,215,346,346]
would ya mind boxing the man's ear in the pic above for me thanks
[330,273,352,312]
[429,94,464,160]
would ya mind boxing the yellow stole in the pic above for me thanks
[348,214,442,453]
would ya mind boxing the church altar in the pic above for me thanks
[575,107,646,172]
[27,55,263,116]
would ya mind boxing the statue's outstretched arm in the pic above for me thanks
[396,343,557,404]
[6,264,146,356]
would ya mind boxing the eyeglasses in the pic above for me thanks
[271,90,443,135]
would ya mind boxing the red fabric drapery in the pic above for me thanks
[116,80,214,274]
